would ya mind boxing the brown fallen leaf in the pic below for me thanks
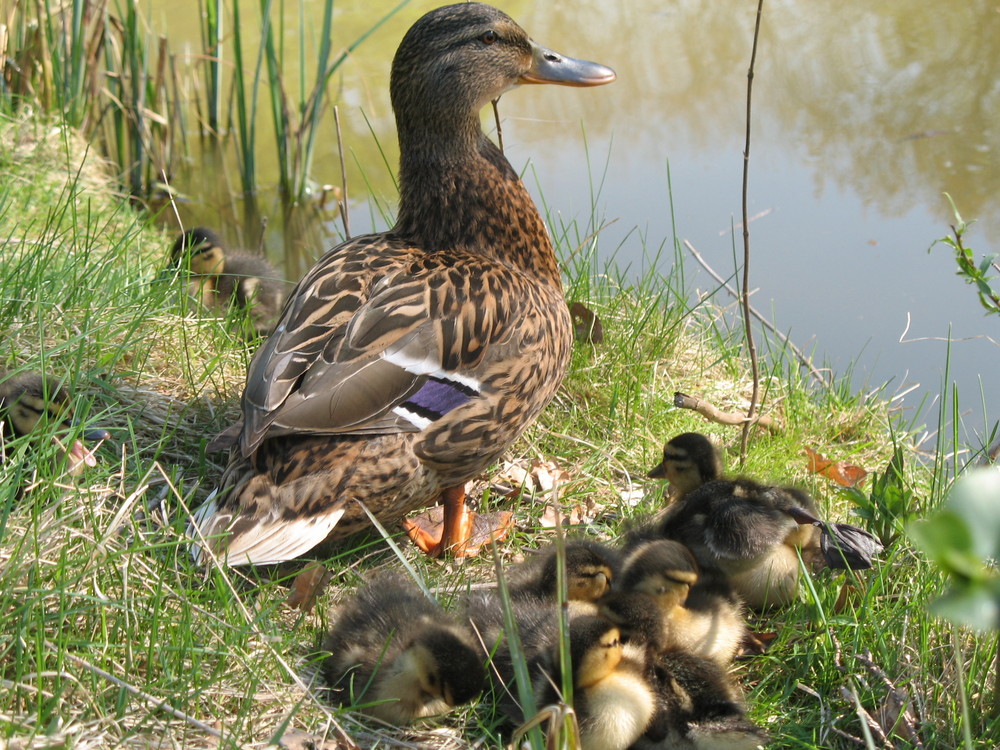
[285,562,333,613]
[804,446,868,487]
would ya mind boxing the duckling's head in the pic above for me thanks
[535,540,618,602]
[648,432,724,495]
[374,625,485,722]
[390,3,615,144]
[0,372,108,474]
[620,540,700,612]
[569,615,623,689]
[170,228,227,279]
[599,591,667,651]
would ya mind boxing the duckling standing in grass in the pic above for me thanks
[0,371,109,477]
[188,3,615,565]
[321,573,485,724]
[170,227,287,337]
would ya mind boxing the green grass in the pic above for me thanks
[0,108,998,749]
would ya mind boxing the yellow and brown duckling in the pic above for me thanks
[647,431,724,501]
[188,3,615,565]
[170,227,287,337]
[0,371,108,477]
[321,573,485,724]
[535,615,656,750]
[509,539,620,604]
[605,540,745,667]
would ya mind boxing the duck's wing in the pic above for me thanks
[237,236,516,456]
[702,487,799,560]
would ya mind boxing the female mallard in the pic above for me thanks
[0,371,108,476]
[187,3,615,565]
[169,227,287,337]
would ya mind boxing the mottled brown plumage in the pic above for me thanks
[170,227,288,337]
[188,3,615,565]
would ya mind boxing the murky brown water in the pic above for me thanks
[154,0,1000,447]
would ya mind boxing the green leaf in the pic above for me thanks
[945,469,1000,560]
[931,587,1000,632]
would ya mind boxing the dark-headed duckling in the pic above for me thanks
[0,371,108,477]
[636,649,770,750]
[321,573,485,724]
[509,539,620,603]
[647,432,724,501]
[170,227,287,337]
[188,3,615,565]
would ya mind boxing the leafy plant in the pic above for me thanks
[931,194,1000,316]
[844,443,917,548]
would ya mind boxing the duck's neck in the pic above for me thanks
[394,117,562,287]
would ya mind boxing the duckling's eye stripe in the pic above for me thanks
[394,376,477,428]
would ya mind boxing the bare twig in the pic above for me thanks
[334,105,351,239]
[491,98,503,153]
[855,650,925,748]
[673,391,781,433]
[739,0,766,464]
[684,239,829,388]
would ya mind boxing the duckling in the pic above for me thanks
[509,539,619,603]
[0,371,109,477]
[535,615,656,750]
[188,3,615,565]
[636,649,770,750]
[647,432,724,501]
[609,540,745,667]
[321,573,485,724]
[170,227,287,337]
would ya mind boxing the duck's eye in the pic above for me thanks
[480,30,499,45]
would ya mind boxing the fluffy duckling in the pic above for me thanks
[0,371,108,476]
[536,615,656,750]
[608,540,745,667]
[509,539,619,604]
[170,227,287,337]
[321,573,485,724]
[647,432,724,501]
[636,649,770,750]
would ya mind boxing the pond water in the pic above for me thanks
[154,0,1000,452]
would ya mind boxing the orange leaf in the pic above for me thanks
[804,446,868,487]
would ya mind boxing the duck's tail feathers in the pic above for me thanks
[187,491,345,566]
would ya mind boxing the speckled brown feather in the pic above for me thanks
[189,3,613,565]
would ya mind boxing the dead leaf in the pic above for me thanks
[804,446,868,487]
[275,729,356,750]
[285,563,333,613]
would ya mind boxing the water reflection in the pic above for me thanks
[154,0,999,438]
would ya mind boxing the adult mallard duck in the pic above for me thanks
[0,370,109,477]
[169,227,287,337]
[188,3,615,565]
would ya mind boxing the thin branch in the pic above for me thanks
[684,239,829,388]
[739,0,766,464]
[674,391,782,433]
[491,98,504,153]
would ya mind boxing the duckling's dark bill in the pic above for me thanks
[521,43,616,87]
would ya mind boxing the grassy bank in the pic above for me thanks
[0,110,997,749]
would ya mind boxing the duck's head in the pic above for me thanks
[536,540,618,602]
[376,626,485,722]
[569,615,624,689]
[170,228,227,275]
[0,372,109,474]
[390,3,615,143]
[620,540,700,612]
[648,432,724,495]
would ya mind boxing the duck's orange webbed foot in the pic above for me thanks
[404,485,514,558]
